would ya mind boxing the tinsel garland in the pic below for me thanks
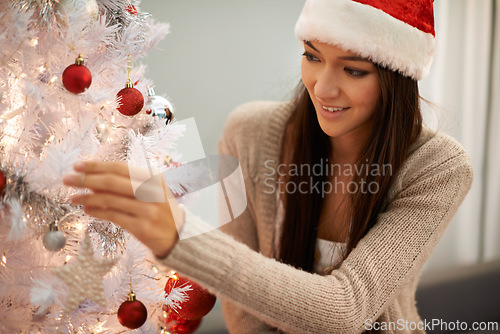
[11,0,154,36]
[0,162,69,238]
[0,0,184,332]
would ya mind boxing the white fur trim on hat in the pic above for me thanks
[294,0,436,80]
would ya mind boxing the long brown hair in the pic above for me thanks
[278,66,422,272]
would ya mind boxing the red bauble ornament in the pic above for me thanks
[116,79,144,116]
[164,274,216,320]
[117,292,148,329]
[62,54,92,94]
[163,310,202,334]
[0,170,6,194]
[126,4,138,15]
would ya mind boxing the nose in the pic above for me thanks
[314,68,341,101]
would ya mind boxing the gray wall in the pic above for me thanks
[140,2,306,331]
[141,0,305,156]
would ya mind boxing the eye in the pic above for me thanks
[345,68,368,77]
[302,51,319,62]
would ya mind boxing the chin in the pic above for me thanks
[315,114,345,138]
[317,121,344,138]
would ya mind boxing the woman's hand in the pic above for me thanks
[63,161,184,258]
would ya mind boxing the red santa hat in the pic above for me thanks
[294,0,436,80]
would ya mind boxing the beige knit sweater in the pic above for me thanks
[158,101,474,333]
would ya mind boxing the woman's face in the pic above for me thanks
[301,41,381,143]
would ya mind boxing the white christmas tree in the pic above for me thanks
[0,0,196,332]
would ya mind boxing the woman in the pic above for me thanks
[64,0,473,333]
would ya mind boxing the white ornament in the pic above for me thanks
[145,87,174,124]
[43,223,67,252]
[30,278,59,314]
[55,0,99,23]
[52,231,118,314]
[95,121,110,143]
[7,198,26,241]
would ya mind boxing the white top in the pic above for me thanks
[314,238,346,274]
[274,193,346,275]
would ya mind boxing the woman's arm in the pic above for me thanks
[216,121,279,333]
[64,109,473,333]
[63,161,183,258]
[157,150,472,333]
[65,139,472,333]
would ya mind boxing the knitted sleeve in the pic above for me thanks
[215,107,278,333]
[157,132,473,333]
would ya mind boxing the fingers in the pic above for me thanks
[72,193,151,218]
[64,172,135,197]
[82,206,137,229]
[74,161,130,177]
[65,161,158,198]
[65,160,182,258]
[83,204,180,258]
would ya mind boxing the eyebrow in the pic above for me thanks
[338,56,372,63]
[305,41,319,52]
[304,41,371,63]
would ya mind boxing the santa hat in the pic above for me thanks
[294,0,436,80]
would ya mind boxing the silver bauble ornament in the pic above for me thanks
[145,87,174,124]
[43,223,67,252]
[95,121,110,143]
[55,0,99,24]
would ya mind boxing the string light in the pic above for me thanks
[73,221,85,231]
[38,64,47,72]
[93,320,104,333]
[48,76,57,84]
[64,255,71,264]
[30,38,38,47]
[2,252,6,266]
[166,271,178,280]
[96,122,106,133]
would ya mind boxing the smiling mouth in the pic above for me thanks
[322,105,348,112]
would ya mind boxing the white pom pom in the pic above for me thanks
[43,226,67,252]
[7,199,26,241]
[30,278,58,314]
